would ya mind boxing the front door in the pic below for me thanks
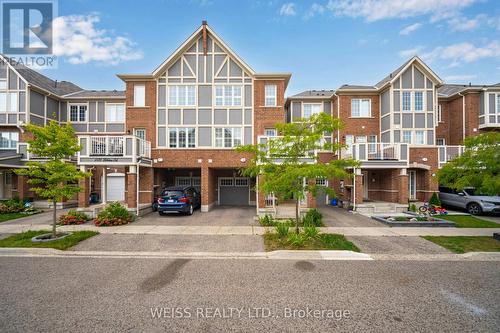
[408,170,416,200]
[315,178,328,206]
[362,171,369,200]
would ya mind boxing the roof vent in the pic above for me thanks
[469,82,471,86]
[389,73,393,78]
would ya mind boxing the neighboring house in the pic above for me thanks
[0,22,496,214]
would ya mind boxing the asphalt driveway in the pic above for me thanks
[136,206,258,226]
[318,206,385,227]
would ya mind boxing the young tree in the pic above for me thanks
[437,131,500,195]
[238,113,358,234]
[15,121,91,239]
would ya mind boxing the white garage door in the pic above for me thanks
[105,173,125,202]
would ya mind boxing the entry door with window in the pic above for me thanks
[408,171,416,200]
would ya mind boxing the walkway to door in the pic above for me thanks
[318,206,385,227]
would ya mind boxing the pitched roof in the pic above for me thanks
[14,63,82,96]
[374,58,413,89]
[63,90,125,98]
[337,85,377,91]
[289,90,335,98]
[437,83,498,98]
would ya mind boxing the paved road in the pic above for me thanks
[0,257,498,332]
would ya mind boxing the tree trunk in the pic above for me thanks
[52,199,57,238]
[295,197,300,234]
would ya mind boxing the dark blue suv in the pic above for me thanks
[157,186,201,215]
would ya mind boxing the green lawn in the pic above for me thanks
[0,212,31,223]
[0,230,98,250]
[423,236,500,254]
[263,233,359,252]
[438,215,500,228]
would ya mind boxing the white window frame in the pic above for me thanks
[0,131,19,149]
[414,130,425,145]
[214,127,242,148]
[402,130,412,144]
[402,91,411,112]
[0,92,17,113]
[414,91,424,111]
[438,104,443,123]
[133,84,145,107]
[69,103,87,122]
[105,103,125,123]
[0,79,6,90]
[303,103,322,118]
[215,85,242,106]
[168,85,196,107]
[168,127,196,148]
[264,84,277,107]
[351,99,371,117]
[264,128,277,136]
[436,138,445,146]
[134,128,146,140]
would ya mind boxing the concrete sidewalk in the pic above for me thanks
[0,223,499,236]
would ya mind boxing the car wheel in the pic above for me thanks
[187,204,194,215]
[467,203,482,215]
[158,211,164,216]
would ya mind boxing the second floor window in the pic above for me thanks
[0,132,18,149]
[415,131,425,144]
[0,92,17,113]
[303,104,322,118]
[69,104,87,122]
[265,128,277,136]
[402,91,411,111]
[215,127,242,148]
[351,99,371,117]
[265,84,277,107]
[168,85,195,106]
[402,131,412,143]
[169,127,196,148]
[105,103,125,122]
[438,105,443,122]
[215,85,242,106]
[134,84,145,107]
[0,79,6,90]
[415,92,423,111]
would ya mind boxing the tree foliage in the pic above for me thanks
[15,121,91,237]
[436,132,500,195]
[237,113,358,233]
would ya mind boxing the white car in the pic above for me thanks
[439,187,500,215]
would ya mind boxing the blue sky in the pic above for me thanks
[44,0,500,95]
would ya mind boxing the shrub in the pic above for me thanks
[303,225,319,239]
[259,214,274,226]
[429,192,441,207]
[287,233,305,247]
[58,210,90,225]
[410,204,417,212]
[94,202,133,227]
[303,208,323,227]
[275,222,290,237]
[0,197,25,213]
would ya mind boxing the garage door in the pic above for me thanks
[105,173,125,202]
[219,177,249,206]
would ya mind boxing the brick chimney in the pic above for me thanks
[202,20,208,56]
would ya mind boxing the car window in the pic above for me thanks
[439,186,451,193]
[162,190,183,197]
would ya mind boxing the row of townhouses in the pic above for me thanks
[0,22,498,215]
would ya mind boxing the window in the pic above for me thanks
[0,93,6,112]
[219,178,233,186]
[133,85,145,107]
[215,127,242,148]
[351,99,371,117]
[215,85,242,106]
[497,95,500,113]
[402,131,412,143]
[0,92,17,113]
[0,79,6,90]
[69,104,87,122]
[316,178,327,186]
[264,84,277,107]
[415,131,425,144]
[414,92,423,111]
[402,91,411,112]
[168,85,195,106]
[303,104,322,118]
[0,132,18,149]
[265,128,277,136]
[134,128,146,140]
[438,104,443,122]
[105,103,125,122]
[168,128,196,148]
[436,138,445,146]
[235,178,249,187]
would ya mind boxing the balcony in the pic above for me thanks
[342,143,409,168]
[438,145,465,168]
[257,135,317,164]
[77,135,152,166]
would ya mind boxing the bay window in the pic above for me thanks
[105,103,125,122]
[303,103,322,118]
[351,99,371,117]
[168,128,196,148]
[215,85,242,106]
[215,127,242,148]
[168,85,196,106]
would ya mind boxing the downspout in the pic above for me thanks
[136,164,140,216]
[458,92,465,142]
[352,167,356,211]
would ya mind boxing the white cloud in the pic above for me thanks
[444,74,477,81]
[399,23,422,35]
[398,46,425,58]
[304,3,325,20]
[279,2,297,16]
[487,16,500,30]
[326,0,477,22]
[446,15,482,32]
[53,14,143,65]
[422,41,500,65]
